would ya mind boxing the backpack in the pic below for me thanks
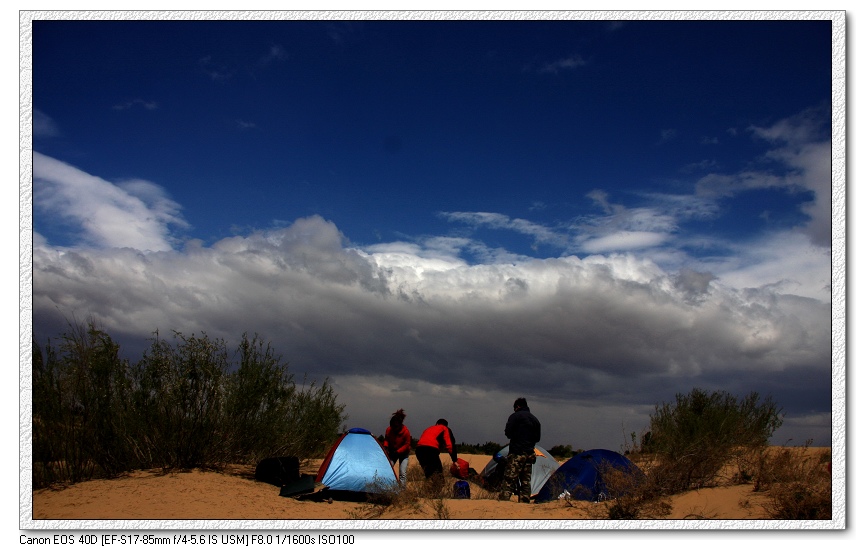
[453,480,470,499]
[449,458,470,479]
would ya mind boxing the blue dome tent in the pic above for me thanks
[314,428,398,500]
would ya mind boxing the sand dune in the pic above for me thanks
[30,452,798,524]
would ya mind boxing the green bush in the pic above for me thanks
[32,320,348,487]
[644,388,783,493]
[220,333,297,463]
[278,374,346,460]
[32,321,135,486]
[548,444,576,459]
[131,330,229,470]
[454,441,504,455]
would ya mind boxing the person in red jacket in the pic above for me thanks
[415,419,457,487]
[383,408,411,486]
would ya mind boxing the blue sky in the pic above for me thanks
[28,15,838,451]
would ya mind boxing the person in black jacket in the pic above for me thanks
[499,397,541,503]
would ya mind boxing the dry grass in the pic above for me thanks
[347,463,460,519]
[359,460,677,521]
[753,444,832,520]
[544,462,673,520]
[627,443,832,520]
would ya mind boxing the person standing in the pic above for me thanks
[499,397,541,503]
[415,419,457,486]
[383,408,411,486]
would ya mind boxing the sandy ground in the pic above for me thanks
[29,453,793,524]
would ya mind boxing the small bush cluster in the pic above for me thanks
[454,441,504,455]
[640,388,783,494]
[32,320,346,488]
[754,444,832,520]
[548,444,579,459]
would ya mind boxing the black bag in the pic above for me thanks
[255,456,300,487]
[279,474,316,498]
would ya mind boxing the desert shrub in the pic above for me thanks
[221,334,298,463]
[755,444,832,520]
[594,463,672,519]
[32,321,348,485]
[131,330,345,468]
[220,334,286,462]
[33,337,78,487]
[130,330,229,470]
[32,320,135,487]
[548,444,576,459]
[645,388,783,493]
[278,376,346,461]
[455,441,503,455]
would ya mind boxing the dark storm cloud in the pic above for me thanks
[32,210,831,446]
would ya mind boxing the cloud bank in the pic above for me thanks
[29,107,833,448]
[31,209,831,449]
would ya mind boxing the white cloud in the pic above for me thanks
[640,192,720,222]
[659,128,677,143]
[441,211,568,248]
[112,99,158,111]
[750,105,829,147]
[539,54,587,74]
[258,44,287,67]
[569,192,683,255]
[198,55,234,81]
[33,109,59,137]
[434,106,830,269]
[695,171,788,197]
[236,119,259,130]
[767,138,832,247]
[709,231,831,302]
[33,152,187,251]
[581,230,669,253]
[697,106,832,247]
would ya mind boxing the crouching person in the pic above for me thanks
[415,419,457,491]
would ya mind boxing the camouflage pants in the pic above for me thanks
[499,452,534,503]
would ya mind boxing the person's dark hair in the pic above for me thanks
[436,418,448,426]
[390,408,406,428]
[513,397,528,410]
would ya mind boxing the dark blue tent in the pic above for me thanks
[535,449,645,503]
